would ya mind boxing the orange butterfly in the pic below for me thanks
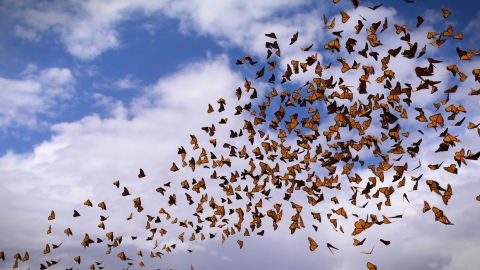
[98,202,107,210]
[441,7,451,18]
[353,238,366,246]
[361,245,375,254]
[48,210,55,220]
[43,244,50,254]
[340,11,350,23]
[308,237,318,251]
[456,47,473,60]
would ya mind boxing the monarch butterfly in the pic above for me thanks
[354,20,364,34]
[416,16,424,27]
[138,168,145,178]
[456,47,473,60]
[340,11,350,23]
[290,31,298,45]
[307,237,319,251]
[367,262,377,270]
[117,252,127,261]
[170,162,179,172]
[324,17,336,29]
[423,201,431,213]
[324,38,341,52]
[433,207,453,225]
[122,187,131,196]
[74,256,81,264]
[443,164,458,174]
[361,245,375,254]
[51,242,62,249]
[453,32,463,39]
[473,69,480,82]
[332,207,348,219]
[430,35,446,47]
[47,225,51,234]
[43,244,50,254]
[48,210,55,220]
[178,232,185,243]
[98,202,107,210]
[352,219,373,236]
[353,238,366,246]
[113,180,119,188]
[236,240,244,249]
[64,228,72,236]
[73,210,80,217]
[443,25,452,37]
[441,7,451,18]
[0,251,3,261]
[327,243,339,254]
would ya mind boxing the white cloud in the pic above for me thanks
[2,1,480,270]
[0,65,75,129]
[9,0,313,60]
[113,75,142,90]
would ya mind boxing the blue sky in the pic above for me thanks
[1,0,480,269]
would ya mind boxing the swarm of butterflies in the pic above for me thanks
[2,0,480,269]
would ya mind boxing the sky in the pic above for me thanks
[1,0,480,269]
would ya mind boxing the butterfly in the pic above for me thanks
[443,164,458,174]
[63,228,73,236]
[122,187,131,196]
[43,244,50,254]
[361,245,375,254]
[47,210,55,220]
[352,219,373,235]
[368,4,382,10]
[416,16,424,27]
[324,17,336,29]
[367,262,377,270]
[355,20,364,34]
[443,25,453,37]
[117,252,128,261]
[456,47,473,60]
[98,202,107,210]
[351,0,360,9]
[308,237,318,251]
[324,38,341,52]
[353,238,366,246]
[340,11,350,23]
[290,32,299,45]
[332,207,348,219]
[138,168,146,178]
[74,256,81,264]
[441,7,451,18]
[73,210,80,217]
[327,243,339,254]
[432,207,453,225]
[113,180,119,188]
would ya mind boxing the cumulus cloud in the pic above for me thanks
[0,64,75,129]
[8,0,314,60]
[2,1,480,270]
